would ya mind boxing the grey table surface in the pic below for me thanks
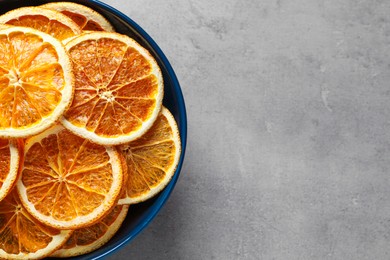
[103,0,390,259]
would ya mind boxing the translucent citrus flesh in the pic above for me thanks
[0,31,64,130]
[60,10,105,31]
[119,109,179,200]
[0,139,11,191]
[20,127,120,227]
[4,15,77,41]
[64,37,159,138]
[0,190,62,255]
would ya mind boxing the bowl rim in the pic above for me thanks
[79,0,187,259]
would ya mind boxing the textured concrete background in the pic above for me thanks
[103,0,390,259]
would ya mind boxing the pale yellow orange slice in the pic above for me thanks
[0,7,81,41]
[118,107,181,204]
[51,205,129,258]
[0,26,74,138]
[17,124,123,229]
[0,190,71,259]
[62,32,163,146]
[41,2,114,32]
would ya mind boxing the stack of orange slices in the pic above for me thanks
[0,2,181,259]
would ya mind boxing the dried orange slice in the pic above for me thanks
[0,190,71,259]
[118,107,181,204]
[0,26,74,138]
[41,2,114,32]
[51,205,129,258]
[0,7,81,41]
[17,124,123,229]
[0,139,21,203]
[62,32,164,145]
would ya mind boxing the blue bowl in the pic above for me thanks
[0,0,187,259]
